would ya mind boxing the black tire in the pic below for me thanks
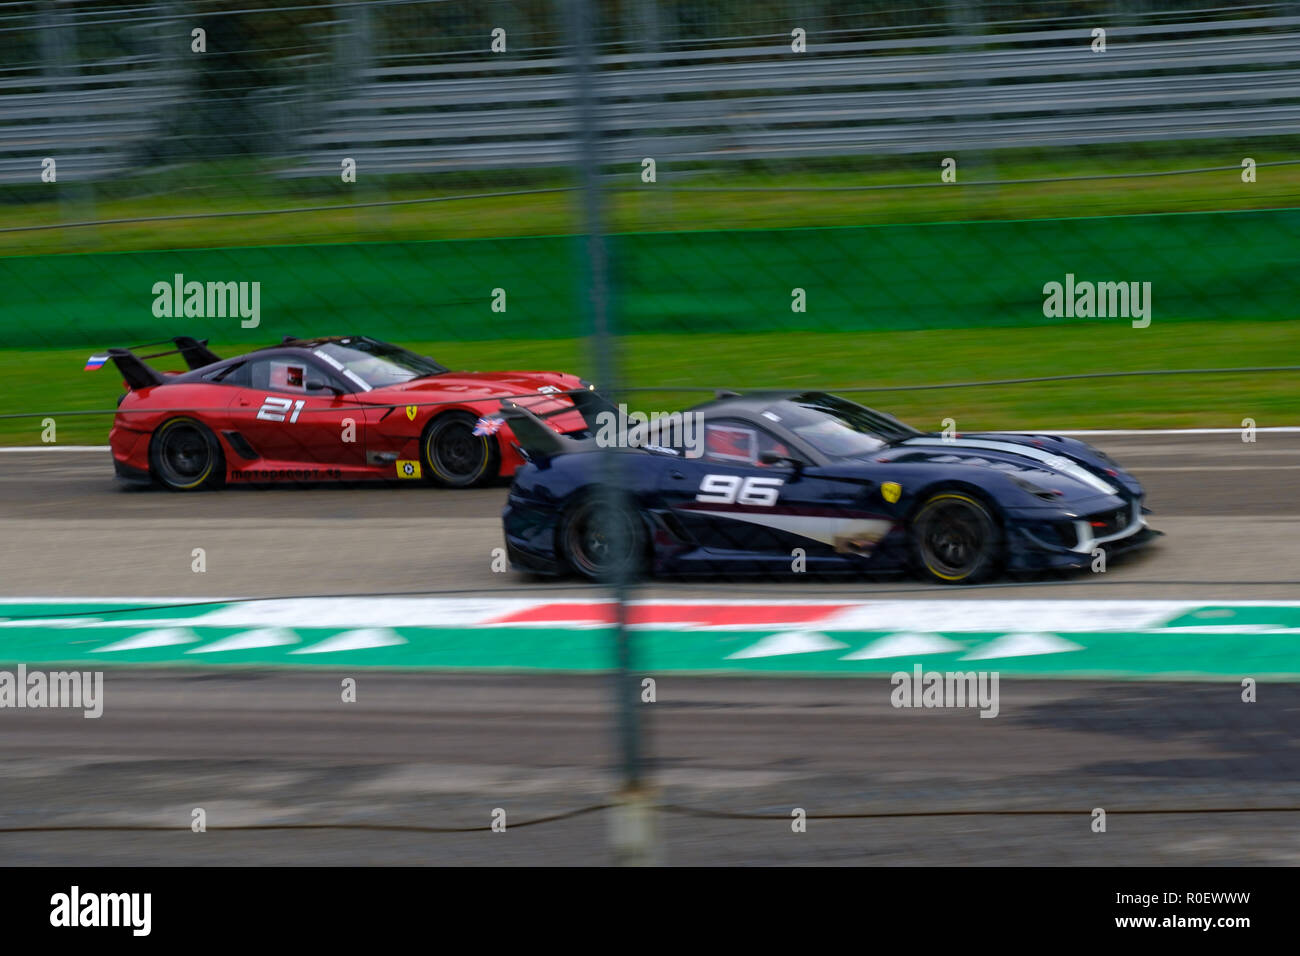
[149,418,224,491]
[421,411,500,488]
[909,491,1002,584]
[560,493,646,582]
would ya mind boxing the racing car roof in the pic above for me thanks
[687,390,920,437]
[685,389,808,416]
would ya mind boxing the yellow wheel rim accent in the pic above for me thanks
[916,493,986,581]
[154,418,215,490]
[424,425,490,483]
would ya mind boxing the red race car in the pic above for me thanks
[92,335,593,490]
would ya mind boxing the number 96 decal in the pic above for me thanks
[696,474,785,507]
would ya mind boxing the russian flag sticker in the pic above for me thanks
[84,354,109,371]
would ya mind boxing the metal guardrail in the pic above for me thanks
[290,20,1300,173]
[1,6,1299,183]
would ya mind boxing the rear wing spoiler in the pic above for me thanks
[104,349,166,389]
[172,336,222,369]
[567,386,619,432]
[496,394,600,464]
[85,336,222,388]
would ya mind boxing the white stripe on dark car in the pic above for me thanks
[900,437,1117,495]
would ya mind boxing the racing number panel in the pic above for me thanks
[225,355,367,468]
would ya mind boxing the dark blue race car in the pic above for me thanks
[497,390,1159,584]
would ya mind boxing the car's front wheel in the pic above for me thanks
[149,418,224,491]
[560,493,646,582]
[422,411,499,488]
[909,491,1002,584]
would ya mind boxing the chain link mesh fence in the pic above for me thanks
[2,0,1298,441]
[0,0,1297,865]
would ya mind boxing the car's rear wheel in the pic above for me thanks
[422,412,499,488]
[560,493,645,582]
[149,418,224,491]
[910,491,1002,584]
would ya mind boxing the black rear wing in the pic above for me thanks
[172,336,222,369]
[86,336,222,389]
[497,396,594,464]
[567,386,619,433]
[105,349,167,389]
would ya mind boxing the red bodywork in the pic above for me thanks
[110,367,588,485]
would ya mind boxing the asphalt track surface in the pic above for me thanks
[2,434,1299,600]
[1,434,1298,865]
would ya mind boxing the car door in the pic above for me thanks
[227,355,367,470]
[659,420,805,556]
[661,419,892,566]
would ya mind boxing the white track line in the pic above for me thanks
[0,445,111,452]
[1008,427,1300,436]
[2,427,1299,453]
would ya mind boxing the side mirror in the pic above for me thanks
[759,451,804,475]
[306,379,343,396]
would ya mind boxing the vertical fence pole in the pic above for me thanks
[567,0,655,866]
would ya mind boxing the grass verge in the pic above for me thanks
[3,319,1294,446]
[7,147,1300,256]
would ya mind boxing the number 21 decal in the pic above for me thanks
[695,474,785,507]
[257,396,305,423]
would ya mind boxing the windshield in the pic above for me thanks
[313,338,447,388]
[770,393,920,459]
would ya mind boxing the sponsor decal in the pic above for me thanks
[396,459,421,479]
[230,467,342,481]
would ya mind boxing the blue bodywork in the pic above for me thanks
[501,391,1158,581]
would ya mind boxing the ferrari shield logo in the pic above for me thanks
[405,405,418,421]
[881,481,902,504]
[396,460,421,479]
